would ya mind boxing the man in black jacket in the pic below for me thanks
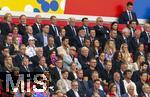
[67,80,82,97]
[118,1,138,24]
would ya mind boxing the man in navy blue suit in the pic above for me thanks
[86,79,106,97]
[118,2,138,24]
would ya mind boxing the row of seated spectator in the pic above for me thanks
[0,12,149,97]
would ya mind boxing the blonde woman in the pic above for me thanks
[1,13,14,35]
[104,40,116,61]
[4,56,14,73]
[120,43,134,71]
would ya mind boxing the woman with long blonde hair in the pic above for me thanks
[4,56,14,73]
[120,43,134,71]
[104,40,116,61]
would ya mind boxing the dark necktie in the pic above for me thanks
[71,26,76,36]
[129,12,132,20]
[8,23,12,31]
[54,26,59,36]
[85,27,89,36]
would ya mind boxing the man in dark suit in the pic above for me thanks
[127,20,137,38]
[140,23,150,52]
[35,24,50,47]
[65,17,78,46]
[22,25,35,45]
[131,30,144,54]
[13,44,28,67]
[54,28,66,47]
[135,71,148,97]
[76,69,89,97]
[118,2,138,24]
[78,47,91,70]
[84,58,98,80]
[49,16,61,37]
[96,52,105,76]
[34,56,48,73]
[110,72,126,96]
[74,28,86,49]
[86,79,106,97]
[32,15,43,35]
[117,27,132,52]
[0,47,10,67]
[67,80,82,97]
[0,13,15,36]
[3,35,15,55]
[89,28,96,44]
[43,36,57,65]
[30,47,43,68]
[19,57,33,73]
[94,17,109,50]
[18,15,28,36]
[51,58,63,84]
[79,17,90,37]
[140,84,150,97]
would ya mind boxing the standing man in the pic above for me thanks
[118,1,138,24]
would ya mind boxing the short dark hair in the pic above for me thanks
[19,14,26,19]
[127,1,133,6]
[140,62,148,67]
[42,24,49,28]
[50,15,56,20]
[2,46,9,51]
[89,28,95,32]
[124,69,132,76]
[61,69,68,74]
[81,17,88,22]
[94,79,100,83]
[129,20,137,24]
[62,36,69,42]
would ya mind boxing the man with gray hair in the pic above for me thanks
[67,80,81,97]
[64,17,78,46]
[140,84,150,97]
[122,84,138,97]
[117,27,132,52]
[78,46,90,70]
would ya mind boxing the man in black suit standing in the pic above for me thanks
[32,15,43,35]
[94,17,110,50]
[74,28,86,49]
[65,17,78,46]
[118,1,138,24]
[67,80,82,97]
[49,16,61,37]
[79,17,90,37]
[55,28,66,47]
[18,14,28,35]
[23,25,35,45]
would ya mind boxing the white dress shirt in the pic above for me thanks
[26,45,36,57]
[123,79,138,96]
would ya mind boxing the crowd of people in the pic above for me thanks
[0,1,149,97]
